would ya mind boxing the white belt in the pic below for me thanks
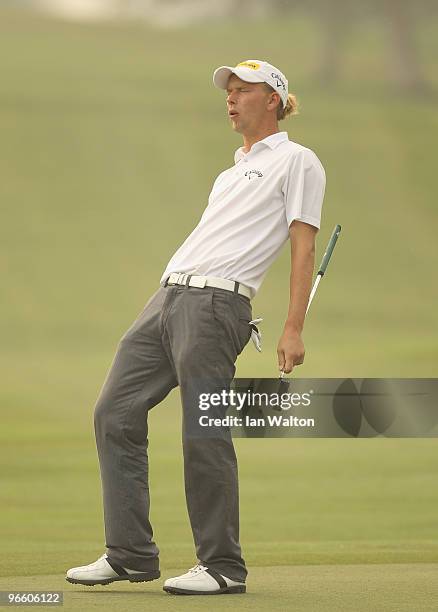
[165,272,252,300]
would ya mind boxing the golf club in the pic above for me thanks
[279,223,342,379]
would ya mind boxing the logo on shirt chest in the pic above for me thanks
[244,169,264,180]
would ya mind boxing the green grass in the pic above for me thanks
[2,564,438,611]
[1,8,438,611]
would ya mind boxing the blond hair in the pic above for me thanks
[263,83,299,121]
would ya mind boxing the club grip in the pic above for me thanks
[318,224,341,276]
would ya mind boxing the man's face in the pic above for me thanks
[226,74,276,133]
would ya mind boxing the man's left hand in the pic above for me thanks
[277,328,305,374]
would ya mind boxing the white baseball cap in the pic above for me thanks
[213,59,289,109]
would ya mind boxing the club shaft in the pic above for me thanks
[307,224,341,314]
[279,224,341,378]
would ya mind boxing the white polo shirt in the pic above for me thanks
[160,131,326,298]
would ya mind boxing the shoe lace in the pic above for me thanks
[188,563,206,575]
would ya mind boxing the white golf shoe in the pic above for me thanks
[66,553,160,586]
[163,563,246,595]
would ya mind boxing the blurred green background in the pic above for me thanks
[1,4,437,611]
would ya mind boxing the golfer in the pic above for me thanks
[66,59,326,595]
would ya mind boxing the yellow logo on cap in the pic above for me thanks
[236,61,260,70]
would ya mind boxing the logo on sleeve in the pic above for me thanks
[244,169,263,180]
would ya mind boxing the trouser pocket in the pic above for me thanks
[211,288,253,356]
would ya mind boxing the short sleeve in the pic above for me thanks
[282,148,326,229]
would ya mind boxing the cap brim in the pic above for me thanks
[213,65,264,89]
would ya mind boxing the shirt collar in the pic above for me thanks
[234,131,288,164]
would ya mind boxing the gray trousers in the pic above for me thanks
[93,278,253,583]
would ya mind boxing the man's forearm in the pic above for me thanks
[284,242,315,334]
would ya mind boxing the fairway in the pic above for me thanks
[1,7,437,612]
[2,563,438,611]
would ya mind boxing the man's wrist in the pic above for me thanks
[283,319,303,335]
